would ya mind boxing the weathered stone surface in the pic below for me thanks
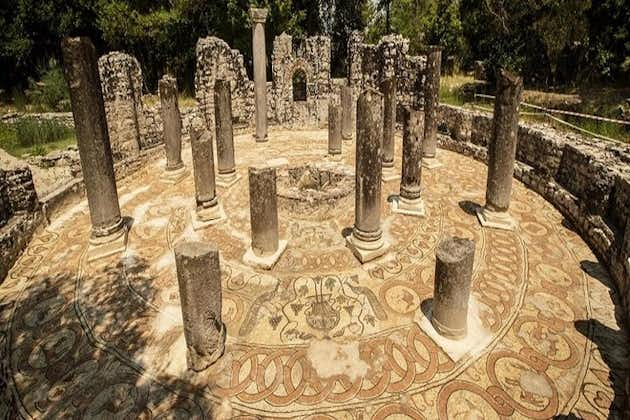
[250,7,269,142]
[248,164,279,256]
[400,108,424,201]
[431,237,475,340]
[158,75,184,171]
[62,37,125,241]
[189,119,218,210]
[341,85,353,140]
[328,103,342,155]
[174,241,225,371]
[423,46,442,159]
[382,77,397,169]
[485,69,523,213]
[214,79,237,178]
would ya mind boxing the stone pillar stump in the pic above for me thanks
[476,69,523,231]
[243,164,287,269]
[250,8,269,143]
[189,118,226,230]
[159,74,187,184]
[346,88,390,263]
[174,241,226,371]
[391,108,425,217]
[341,85,354,141]
[423,46,443,169]
[62,37,128,262]
[431,237,475,340]
[328,102,342,157]
[381,77,399,182]
[214,79,241,188]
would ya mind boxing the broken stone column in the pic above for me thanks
[250,8,269,143]
[243,164,287,269]
[214,79,240,188]
[423,47,442,169]
[62,37,128,262]
[189,118,226,230]
[431,237,475,340]
[381,77,399,182]
[328,102,342,156]
[174,241,226,371]
[341,85,353,141]
[346,88,390,263]
[159,74,187,184]
[391,108,425,217]
[476,69,523,231]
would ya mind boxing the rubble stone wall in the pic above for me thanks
[437,103,630,323]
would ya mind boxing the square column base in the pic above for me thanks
[216,172,242,189]
[342,135,353,142]
[476,207,517,231]
[243,240,288,270]
[87,224,129,262]
[192,203,226,231]
[390,196,426,217]
[160,166,188,185]
[422,157,442,169]
[345,233,390,264]
[382,166,400,183]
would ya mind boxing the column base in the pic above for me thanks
[327,152,343,160]
[187,322,226,372]
[87,222,129,262]
[345,232,390,264]
[243,240,288,270]
[160,166,188,185]
[422,157,442,169]
[342,134,353,142]
[216,172,242,189]
[255,134,269,143]
[431,315,466,340]
[390,196,426,217]
[192,203,226,231]
[382,166,400,183]
[476,206,517,231]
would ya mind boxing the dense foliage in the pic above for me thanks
[0,0,628,96]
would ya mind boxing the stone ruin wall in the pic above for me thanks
[437,104,630,322]
[272,33,331,127]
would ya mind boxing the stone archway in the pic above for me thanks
[292,68,307,102]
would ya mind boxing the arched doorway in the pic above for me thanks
[292,69,307,102]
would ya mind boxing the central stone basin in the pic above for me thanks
[277,163,354,220]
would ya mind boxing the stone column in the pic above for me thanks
[391,108,425,217]
[174,241,226,371]
[423,46,442,169]
[214,79,240,188]
[250,8,269,143]
[243,164,287,270]
[61,37,128,262]
[476,69,523,231]
[431,237,475,340]
[189,118,225,229]
[346,88,390,263]
[341,85,353,141]
[328,102,342,156]
[159,74,187,184]
[381,77,399,182]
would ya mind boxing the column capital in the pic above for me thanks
[249,8,268,25]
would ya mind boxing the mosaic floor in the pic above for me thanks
[1,128,628,419]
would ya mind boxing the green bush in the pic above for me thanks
[13,118,74,148]
[25,61,70,112]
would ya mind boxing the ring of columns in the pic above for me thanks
[3,127,626,418]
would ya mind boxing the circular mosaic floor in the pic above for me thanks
[1,128,628,419]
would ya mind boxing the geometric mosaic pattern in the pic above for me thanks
[1,129,628,418]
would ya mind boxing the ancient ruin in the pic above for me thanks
[1,8,629,419]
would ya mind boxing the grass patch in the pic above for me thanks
[0,118,76,157]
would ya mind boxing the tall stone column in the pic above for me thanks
[381,77,399,182]
[476,69,523,231]
[423,46,442,169]
[159,74,187,184]
[341,85,353,141]
[243,164,287,270]
[431,237,475,340]
[346,88,390,263]
[328,102,342,156]
[189,118,226,230]
[391,108,425,217]
[214,79,241,188]
[174,241,226,371]
[250,8,269,143]
[61,37,128,262]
